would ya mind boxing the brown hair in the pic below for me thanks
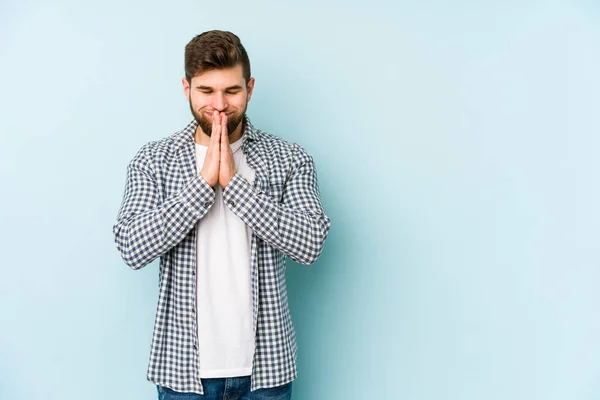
[184,30,251,84]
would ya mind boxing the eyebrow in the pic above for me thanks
[196,85,244,91]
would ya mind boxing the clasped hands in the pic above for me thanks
[200,111,237,189]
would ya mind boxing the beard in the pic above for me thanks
[189,101,247,137]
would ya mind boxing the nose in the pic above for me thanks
[212,92,228,112]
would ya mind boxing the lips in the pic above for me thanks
[204,111,235,118]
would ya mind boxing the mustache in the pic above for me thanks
[188,99,247,136]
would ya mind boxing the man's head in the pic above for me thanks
[182,30,254,141]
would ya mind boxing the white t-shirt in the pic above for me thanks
[194,135,255,378]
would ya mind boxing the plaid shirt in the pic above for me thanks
[113,117,331,394]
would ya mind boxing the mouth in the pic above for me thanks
[205,111,235,118]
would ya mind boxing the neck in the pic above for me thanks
[228,121,244,144]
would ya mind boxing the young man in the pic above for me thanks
[113,30,331,400]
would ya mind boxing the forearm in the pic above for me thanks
[223,173,330,265]
[113,173,215,270]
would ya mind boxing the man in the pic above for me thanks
[113,30,331,400]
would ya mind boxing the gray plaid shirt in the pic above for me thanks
[113,117,331,394]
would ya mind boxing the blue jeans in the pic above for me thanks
[156,376,292,400]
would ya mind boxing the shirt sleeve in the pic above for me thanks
[222,144,331,265]
[112,144,216,270]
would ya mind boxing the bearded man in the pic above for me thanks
[113,30,331,400]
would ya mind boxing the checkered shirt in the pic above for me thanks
[112,116,331,394]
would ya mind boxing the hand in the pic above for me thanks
[218,112,237,189]
[199,111,221,187]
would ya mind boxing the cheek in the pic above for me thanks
[190,95,208,109]
[232,96,248,109]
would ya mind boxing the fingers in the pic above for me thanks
[218,112,236,188]
[209,110,221,151]
[213,110,220,138]
[220,112,229,149]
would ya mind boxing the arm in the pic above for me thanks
[112,144,216,270]
[222,144,331,265]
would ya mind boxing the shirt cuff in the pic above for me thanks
[179,174,216,217]
[222,173,255,217]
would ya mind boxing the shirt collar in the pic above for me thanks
[174,115,258,152]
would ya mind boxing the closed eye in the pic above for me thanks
[195,88,241,94]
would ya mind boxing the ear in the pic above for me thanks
[182,77,190,101]
[246,77,255,102]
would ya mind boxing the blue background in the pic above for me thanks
[1,1,599,399]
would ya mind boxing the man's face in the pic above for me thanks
[183,64,254,138]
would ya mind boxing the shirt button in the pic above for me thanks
[227,200,235,207]
[203,201,211,207]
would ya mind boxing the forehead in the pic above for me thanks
[191,64,245,87]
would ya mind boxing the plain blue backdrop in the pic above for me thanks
[1,0,599,399]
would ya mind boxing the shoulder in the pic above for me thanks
[129,122,195,170]
[250,124,313,165]
[128,136,171,173]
